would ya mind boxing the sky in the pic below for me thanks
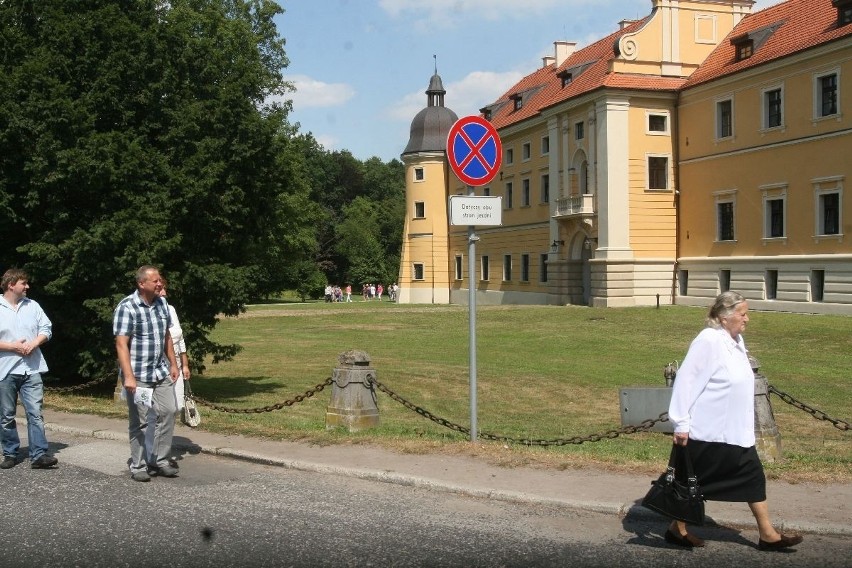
[274,0,785,163]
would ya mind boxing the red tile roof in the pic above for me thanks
[483,0,852,129]
[487,17,688,130]
[684,0,852,89]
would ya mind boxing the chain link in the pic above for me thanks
[44,374,114,393]
[768,384,850,431]
[190,378,333,414]
[45,373,849,438]
[368,375,669,446]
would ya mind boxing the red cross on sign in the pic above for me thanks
[446,116,502,187]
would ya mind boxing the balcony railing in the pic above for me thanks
[554,194,595,218]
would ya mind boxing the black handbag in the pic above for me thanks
[641,444,705,525]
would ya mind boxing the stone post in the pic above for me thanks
[114,377,124,404]
[325,350,380,432]
[751,356,782,462]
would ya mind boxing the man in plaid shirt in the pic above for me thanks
[114,265,179,482]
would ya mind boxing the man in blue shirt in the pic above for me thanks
[0,268,58,470]
[114,265,179,482]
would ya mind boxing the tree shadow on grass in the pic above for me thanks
[189,375,329,405]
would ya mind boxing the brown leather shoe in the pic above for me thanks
[758,534,803,551]
[665,529,706,548]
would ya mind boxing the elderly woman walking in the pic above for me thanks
[665,291,803,551]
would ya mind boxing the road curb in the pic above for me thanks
[46,421,851,538]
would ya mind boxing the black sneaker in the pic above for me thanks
[31,455,58,469]
[0,456,16,469]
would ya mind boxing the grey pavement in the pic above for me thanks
[40,408,850,538]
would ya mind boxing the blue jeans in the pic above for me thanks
[0,372,50,461]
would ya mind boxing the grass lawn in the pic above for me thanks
[45,301,852,483]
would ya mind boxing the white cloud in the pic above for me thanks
[280,74,356,109]
[388,69,524,122]
[312,133,340,152]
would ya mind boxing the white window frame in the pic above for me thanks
[413,167,425,182]
[413,201,425,219]
[540,135,550,156]
[480,255,490,281]
[646,110,670,136]
[454,255,463,281]
[646,154,671,191]
[694,14,718,44]
[761,83,785,131]
[715,95,734,140]
[760,183,788,243]
[713,189,738,243]
[813,68,841,121]
[575,121,584,140]
[812,175,844,240]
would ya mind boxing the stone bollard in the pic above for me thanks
[325,350,380,432]
[750,357,782,462]
[114,377,124,404]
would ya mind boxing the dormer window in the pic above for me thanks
[733,37,754,61]
[510,93,523,111]
[557,70,573,88]
[480,107,492,121]
[730,22,784,63]
[834,0,852,25]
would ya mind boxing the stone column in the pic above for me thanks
[325,350,380,432]
[751,357,782,462]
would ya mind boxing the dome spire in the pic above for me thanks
[401,61,458,156]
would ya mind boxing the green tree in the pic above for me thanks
[0,0,314,378]
[335,196,392,286]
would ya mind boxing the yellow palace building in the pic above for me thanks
[398,0,852,314]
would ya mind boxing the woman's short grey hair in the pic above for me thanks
[706,291,746,328]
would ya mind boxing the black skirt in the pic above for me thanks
[688,439,767,503]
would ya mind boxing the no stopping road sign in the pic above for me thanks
[446,116,502,187]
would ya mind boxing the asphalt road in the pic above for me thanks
[3,430,849,568]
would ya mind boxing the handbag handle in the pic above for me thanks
[667,444,700,496]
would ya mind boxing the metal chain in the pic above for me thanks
[44,374,114,393]
[190,378,333,414]
[368,375,669,446]
[768,384,850,431]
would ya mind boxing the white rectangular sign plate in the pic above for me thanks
[448,196,503,226]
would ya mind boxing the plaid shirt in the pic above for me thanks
[113,290,172,384]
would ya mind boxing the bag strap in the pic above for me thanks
[669,444,701,496]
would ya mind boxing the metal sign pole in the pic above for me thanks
[446,115,502,444]
[467,184,478,442]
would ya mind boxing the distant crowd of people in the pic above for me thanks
[324,283,398,303]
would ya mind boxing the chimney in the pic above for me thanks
[542,55,556,68]
[554,41,577,67]
[619,19,637,30]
